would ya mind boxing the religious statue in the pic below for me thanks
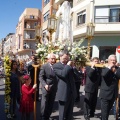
[55,1,73,43]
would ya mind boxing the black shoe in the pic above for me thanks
[84,115,90,120]
[89,113,94,117]
[85,117,90,120]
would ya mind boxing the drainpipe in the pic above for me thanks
[90,0,95,23]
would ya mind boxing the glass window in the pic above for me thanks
[95,7,109,23]
[109,8,120,22]
[44,0,50,6]
[77,10,86,25]
[43,11,49,22]
[95,6,120,23]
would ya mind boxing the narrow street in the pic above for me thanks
[0,78,115,120]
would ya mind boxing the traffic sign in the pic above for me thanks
[117,46,120,53]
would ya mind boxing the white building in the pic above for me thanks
[4,33,16,56]
[55,0,120,61]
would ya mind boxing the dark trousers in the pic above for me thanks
[10,98,17,115]
[84,90,98,117]
[40,90,56,120]
[58,94,74,120]
[21,113,30,120]
[75,82,81,100]
[101,98,115,120]
[36,80,40,99]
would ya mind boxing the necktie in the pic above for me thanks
[50,65,54,75]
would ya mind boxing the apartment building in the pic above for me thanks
[16,8,41,60]
[55,0,120,61]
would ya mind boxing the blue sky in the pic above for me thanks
[0,0,42,40]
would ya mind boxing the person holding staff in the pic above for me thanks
[19,74,37,120]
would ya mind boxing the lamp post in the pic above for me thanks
[35,24,42,44]
[47,15,57,43]
[86,22,95,59]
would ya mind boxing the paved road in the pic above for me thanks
[0,78,116,120]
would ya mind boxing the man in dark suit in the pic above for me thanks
[53,51,76,120]
[84,57,101,120]
[39,53,58,120]
[73,63,82,102]
[99,54,120,120]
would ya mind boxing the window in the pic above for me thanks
[34,22,38,28]
[95,7,109,23]
[44,0,50,6]
[77,10,86,25]
[30,15,34,19]
[43,11,49,22]
[95,6,120,23]
[109,8,120,22]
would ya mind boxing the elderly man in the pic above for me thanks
[39,53,58,120]
[99,54,120,120]
[53,50,76,120]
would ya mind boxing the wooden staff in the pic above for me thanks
[32,64,39,120]
[116,80,120,120]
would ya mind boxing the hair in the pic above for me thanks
[59,50,69,57]
[108,54,116,60]
[47,53,56,59]
[91,57,99,61]
[11,60,18,72]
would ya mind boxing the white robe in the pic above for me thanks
[55,1,73,43]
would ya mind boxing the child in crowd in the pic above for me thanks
[19,74,37,120]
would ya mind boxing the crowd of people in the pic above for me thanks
[1,51,120,120]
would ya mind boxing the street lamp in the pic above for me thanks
[35,24,42,44]
[47,15,57,43]
[86,22,95,59]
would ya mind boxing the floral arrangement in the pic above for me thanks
[4,55,11,118]
[36,43,49,61]
[36,39,88,64]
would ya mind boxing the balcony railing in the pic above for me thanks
[24,15,40,20]
[24,26,36,29]
[95,16,120,23]
[24,34,35,40]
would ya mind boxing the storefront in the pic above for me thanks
[80,36,120,61]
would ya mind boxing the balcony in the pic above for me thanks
[23,43,36,50]
[95,16,120,23]
[55,0,64,4]
[24,33,35,40]
[24,15,40,21]
[55,0,73,6]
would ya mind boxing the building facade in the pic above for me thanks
[73,0,120,61]
[54,0,120,61]
[16,8,41,60]
[4,33,16,57]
